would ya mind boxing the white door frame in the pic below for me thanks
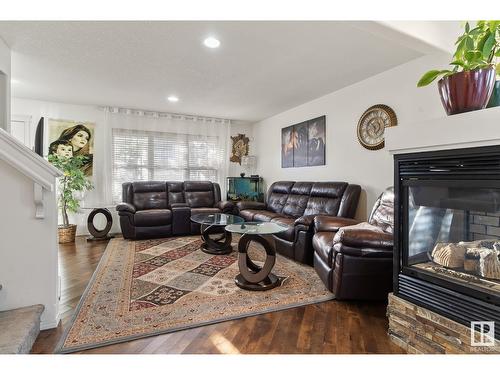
[11,114,33,148]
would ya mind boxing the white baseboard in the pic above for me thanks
[40,315,60,330]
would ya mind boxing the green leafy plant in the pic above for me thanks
[48,154,93,227]
[417,21,500,87]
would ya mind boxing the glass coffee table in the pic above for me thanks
[225,221,288,291]
[190,213,244,255]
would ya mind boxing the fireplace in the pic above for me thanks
[394,145,500,339]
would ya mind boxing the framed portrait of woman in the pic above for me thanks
[47,118,95,177]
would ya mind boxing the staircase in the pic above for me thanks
[0,128,62,349]
[0,305,44,353]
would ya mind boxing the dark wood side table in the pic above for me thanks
[81,205,116,242]
[225,222,288,291]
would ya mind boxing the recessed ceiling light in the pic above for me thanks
[203,37,220,49]
[167,96,179,103]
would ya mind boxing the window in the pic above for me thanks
[112,128,221,202]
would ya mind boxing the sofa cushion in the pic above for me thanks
[313,232,334,265]
[239,209,259,221]
[333,222,393,249]
[132,181,168,210]
[254,211,283,222]
[271,217,296,241]
[134,209,172,226]
[369,187,394,234]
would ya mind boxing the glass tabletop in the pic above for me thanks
[80,204,116,210]
[225,221,289,235]
[190,213,244,226]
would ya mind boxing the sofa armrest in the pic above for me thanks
[294,215,317,232]
[116,202,136,214]
[332,243,393,258]
[171,205,191,235]
[215,200,235,214]
[314,215,360,233]
[236,201,267,211]
[333,223,393,249]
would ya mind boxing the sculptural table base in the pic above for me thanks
[235,233,281,291]
[86,208,115,242]
[200,224,233,255]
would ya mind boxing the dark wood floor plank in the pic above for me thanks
[32,236,404,354]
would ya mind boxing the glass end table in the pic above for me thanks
[190,213,244,255]
[225,221,288,291]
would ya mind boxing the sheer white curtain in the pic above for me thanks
[98,107,230,204]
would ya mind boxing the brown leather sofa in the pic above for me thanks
[236,181,361,265]
[312,187,394,300]
[117,181,233,240]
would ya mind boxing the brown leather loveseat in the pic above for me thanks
[236,181,361,265]
[312,187,394,300]
[117,181,233,240]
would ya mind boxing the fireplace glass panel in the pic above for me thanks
[407,184,500,298]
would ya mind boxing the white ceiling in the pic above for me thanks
[0,21,425,122]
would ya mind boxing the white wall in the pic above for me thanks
[0,38,11,131]
[0,157,59,329]
[253,53,451,220]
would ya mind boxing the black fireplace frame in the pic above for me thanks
[394,145,500,339]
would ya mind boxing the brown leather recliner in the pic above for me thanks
[117,181,233,240]
[312,187,394,300]
[236,181,361,265]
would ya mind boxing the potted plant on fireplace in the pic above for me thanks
[48,154,93,243]
[486,70,500,108]
[417,21,500,115]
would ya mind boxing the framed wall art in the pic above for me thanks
[47,118,95,176]
[281,115,325,168]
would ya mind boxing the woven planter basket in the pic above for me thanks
[58,224,77,244]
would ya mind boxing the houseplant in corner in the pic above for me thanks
[417,21,500,115]
[48,154,93,243]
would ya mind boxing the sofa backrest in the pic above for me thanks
[130,181,168,211]
[281,182,313,217]
[369,187,394,233]
[167,182,184,204]
[183,181,218,208]
[122,181,221,210]
[266,181,295,213]
[303,182,348,216]
[266,181,358,218]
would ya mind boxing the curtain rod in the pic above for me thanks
[98,106,232,124]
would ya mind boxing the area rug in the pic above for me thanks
[57,236,333,353]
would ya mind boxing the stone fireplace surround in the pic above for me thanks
[385,106,500,353]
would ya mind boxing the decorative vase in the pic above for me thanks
[58,224,77,244]
[486,80,500,108]
[240,172,246,177]
[437,67,496,115]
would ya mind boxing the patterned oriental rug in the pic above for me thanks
[57,236,333,353]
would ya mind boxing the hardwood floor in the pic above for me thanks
[32,236,404,354]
